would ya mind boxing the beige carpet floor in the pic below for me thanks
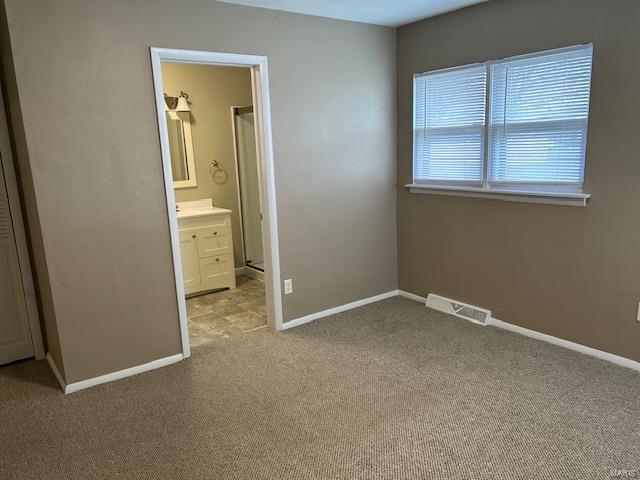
[1,297,639,479]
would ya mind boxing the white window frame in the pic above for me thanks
[407,44,593,207]
[412,63,487,187]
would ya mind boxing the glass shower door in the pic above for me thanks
[234,108,264,272]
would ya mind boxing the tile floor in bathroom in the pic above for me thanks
[187,275,267,347]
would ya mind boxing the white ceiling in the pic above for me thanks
[216,0,489,27]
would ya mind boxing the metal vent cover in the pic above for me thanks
[451,303,489,324]
[425,294,492,326]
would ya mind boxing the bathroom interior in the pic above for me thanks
[161,62,267,347]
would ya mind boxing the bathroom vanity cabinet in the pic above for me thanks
[177,202,236,295]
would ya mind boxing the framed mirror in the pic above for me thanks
[166,110,197,188]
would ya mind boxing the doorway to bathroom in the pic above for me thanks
[150,48,283,358]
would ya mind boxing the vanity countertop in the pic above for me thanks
[176,199,231,219]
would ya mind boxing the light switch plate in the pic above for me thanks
[637,302,640,322]
[284,279,293,295]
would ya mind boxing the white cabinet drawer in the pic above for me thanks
[178,213,230,229]
[200,254,236,291]
[196,225,232,258]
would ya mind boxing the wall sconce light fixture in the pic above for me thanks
[164,91,190,112]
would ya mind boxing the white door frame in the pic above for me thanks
[150,48,284,358]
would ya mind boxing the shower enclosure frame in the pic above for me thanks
[150,47,284,358]
[230,105,265,278]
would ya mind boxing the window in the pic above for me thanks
[410,44,593,206]
[413,65,486,183]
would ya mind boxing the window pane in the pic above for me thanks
[414,65,487,183]
[488,45,593,184]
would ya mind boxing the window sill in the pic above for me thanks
[405,184,590,207]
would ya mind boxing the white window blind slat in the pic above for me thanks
[413,65,487,183]
[488,45,593,184]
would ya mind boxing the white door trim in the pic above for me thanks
[150,48,284,358]
[0,75,45,360]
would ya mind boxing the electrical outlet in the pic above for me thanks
[284,279,293,295]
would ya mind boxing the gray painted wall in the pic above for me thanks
[396,0,640,361]
[2,0,397,383]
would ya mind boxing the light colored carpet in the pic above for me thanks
[1,297,639,479]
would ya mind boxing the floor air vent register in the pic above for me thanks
[425,294,491,326]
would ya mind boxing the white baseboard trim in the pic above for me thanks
[46,287,638,395]
[488,318,640,372]
[236,266,265,282]
[399,289,639,372]
[398,289,428,303]
[63,353,184,394]
[244,266,265,282]
[46,352,66,392]
[50,290,399,393]
[280,289,400,331]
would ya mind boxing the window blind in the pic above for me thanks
[488,45,593,185]
[413,65,487,184]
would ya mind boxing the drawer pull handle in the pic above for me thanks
[213,231,218,235]
[216,258,220,262]
[191,235,196,239]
